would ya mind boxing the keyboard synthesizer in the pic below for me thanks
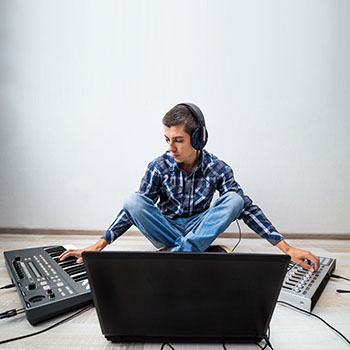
[3,245,92,325]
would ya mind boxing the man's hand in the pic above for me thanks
[276,240,320,272]
[59,238,108,264]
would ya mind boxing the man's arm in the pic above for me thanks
[60,159,161,262]
[218,164,320,271]
[59,238,108,264]
[58,208,133,262]
[218,164,284,245]
[276,239,320,271]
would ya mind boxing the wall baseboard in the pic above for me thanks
[0,228,349,240]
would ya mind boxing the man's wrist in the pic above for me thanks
[93,238,108,251]
[276,239,291,254]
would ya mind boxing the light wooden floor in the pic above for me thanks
[0,233,349,350]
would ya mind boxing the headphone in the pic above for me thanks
[177,102,208,150]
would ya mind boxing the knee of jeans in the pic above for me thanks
[227,192,244,214]
[123,192,145,215]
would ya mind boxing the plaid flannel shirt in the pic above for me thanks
[102,150,284,245]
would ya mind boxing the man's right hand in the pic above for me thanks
[59,238,108,264]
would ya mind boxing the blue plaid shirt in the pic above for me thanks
[102,150,284,245]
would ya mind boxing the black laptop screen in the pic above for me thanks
[83,252,289,342]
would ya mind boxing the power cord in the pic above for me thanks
[0,307,25,319]
[256,327,274,350]
[160,342,175,350]
[231,219,241,252]
[331,274,350,293]
[331,274,350,282]
[0,283,15,290]
[277,300,350,345]
[0,304,93,345]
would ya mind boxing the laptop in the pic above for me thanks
[83,251,290,343]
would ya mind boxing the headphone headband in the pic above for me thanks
[176,102,208,150]
[177,102,206,127]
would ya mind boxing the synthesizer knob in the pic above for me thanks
[28,282,36,290]
[14,256,21,261]
[49,292,55,299]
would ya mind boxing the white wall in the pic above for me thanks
[1,0,349,235]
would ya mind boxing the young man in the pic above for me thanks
[60,103,320,271]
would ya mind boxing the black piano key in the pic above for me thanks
[43,245,89,285]
[59,259,79,269]
[49,251,66,258]
[73,273,88,282]
[44,246,66,255]
[65,264,85,276]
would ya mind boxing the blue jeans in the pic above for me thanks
[123,192,244,252]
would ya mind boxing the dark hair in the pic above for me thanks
[162,104,200,136]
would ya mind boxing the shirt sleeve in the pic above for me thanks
[101,209,132,244]
[217,163,284,245]
[101,160,161,244]
[137,160,161,203]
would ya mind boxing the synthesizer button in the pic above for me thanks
[322,258,331,265]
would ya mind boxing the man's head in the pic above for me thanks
[162,104,200,137]
[162,103,207,166]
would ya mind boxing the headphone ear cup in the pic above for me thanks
[191,128,202,150]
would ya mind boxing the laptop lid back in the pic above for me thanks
[83,251,290,343]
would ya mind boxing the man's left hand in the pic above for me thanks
[276,240,320,271]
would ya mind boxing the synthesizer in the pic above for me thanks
[3,245,92,325]
[278,256,336,312]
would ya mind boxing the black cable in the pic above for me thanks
[255,327,274,350]
[332,274,350,293]
[0,304,93,345]
[331,274,350,293]
[0,308,25,319]
[231,219,241,252]
[331,274,350,282]
[263,338,275,350]
[0,283,15,290]
[278,300,350,345]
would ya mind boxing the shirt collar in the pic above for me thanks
[168,149,209,173]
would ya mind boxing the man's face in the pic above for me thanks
[163,124,196,164]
